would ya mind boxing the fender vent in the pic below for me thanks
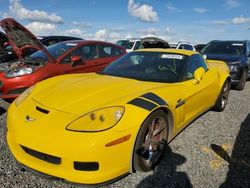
[36,106,49,114]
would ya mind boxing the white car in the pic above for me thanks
[116,37,170,53]
[116,38,142,53]
[169,42,196,51]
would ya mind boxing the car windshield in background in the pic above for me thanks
[202,41,244,55]
[29,42,78,61]
[116,40,134,50]
[102,52,187,83]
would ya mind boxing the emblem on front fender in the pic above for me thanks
[25,115,36,122]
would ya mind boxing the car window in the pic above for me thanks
[185,54,208,80]
[99,44,123,57]
[42,38,59,46]
[61,44,98,63]
[102,52,187,83]
[202,41,243,55]
[179,44,193,51]
[81,45,98,59]
[116,40,133,50]
[60,47,83,64]
[134,41,142,50]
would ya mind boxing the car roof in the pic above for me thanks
[135,48,198,56]
[210,40,245,43]
[58,40,122,46]
[37,35,82,40]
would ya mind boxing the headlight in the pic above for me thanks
[228,61,241,65]
[228,61,241,72]
[66,106,125,132]
[6,67,33,78]
[15,85,35,106]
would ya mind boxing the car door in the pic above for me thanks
[175,54,219,129]
[57,44,102,74]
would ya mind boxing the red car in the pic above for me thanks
[0,18,126,100]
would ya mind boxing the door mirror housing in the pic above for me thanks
[193,67,205,84]
[3,42,10,48]
[71,55,83,67]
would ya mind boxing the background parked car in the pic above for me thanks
[201,40,250,90]
[116,38,142,52]
[37,36,83,47]
[0,35,83,63]
[0,18,126,100]
[116,37,170,52]
[169,42,196,51]
[195,44,206,53]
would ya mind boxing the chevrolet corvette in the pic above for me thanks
[7,49,230,185]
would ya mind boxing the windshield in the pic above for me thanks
[29,42,78,61]
[116,40,135,50]
[202,41,244,55]
[102,52,187,83]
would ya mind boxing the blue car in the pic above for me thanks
[201,40,250,90]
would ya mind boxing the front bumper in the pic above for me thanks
[228,65,244,85]
[0,75,33,100]
[7,101,138,185]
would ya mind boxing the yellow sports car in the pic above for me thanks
[7,49,230,185]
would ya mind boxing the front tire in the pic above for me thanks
[133,110,168,172]
[212,80,230,112]
[235,69,247,90]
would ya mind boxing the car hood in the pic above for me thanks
[203,53,242,63]
[32,73,171,115]
[0,18,54,62]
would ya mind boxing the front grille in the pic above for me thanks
[8,88,28,95]
[74,161,99,171]
[21,145,61,165]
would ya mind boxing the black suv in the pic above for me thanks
[201,40,250,90]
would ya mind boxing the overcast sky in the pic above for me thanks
[0,0,250,44]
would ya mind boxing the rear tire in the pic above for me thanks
[235,69,247,90]
[133,110,168,172]
[212,80,230,112]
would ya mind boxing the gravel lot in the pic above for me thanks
[0,82,250,188]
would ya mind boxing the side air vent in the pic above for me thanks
[36,106,50,114]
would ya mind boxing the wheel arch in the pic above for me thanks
[129,106,174,173]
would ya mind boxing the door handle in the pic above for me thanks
[176,99,185,108]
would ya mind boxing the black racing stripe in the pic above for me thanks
[128,98,157,111]
[140,92,167,106]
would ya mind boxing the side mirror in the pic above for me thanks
[3,42,10,48]
[71,55,83,67]
[193,67,205,84]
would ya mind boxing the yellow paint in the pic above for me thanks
[7,49,230,184]
[201,143,232,170]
